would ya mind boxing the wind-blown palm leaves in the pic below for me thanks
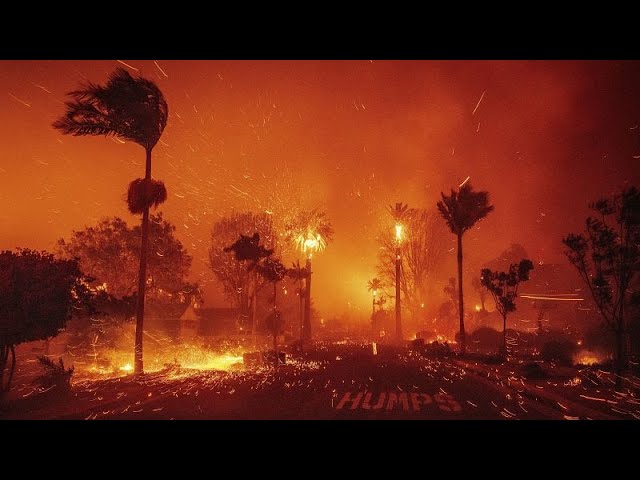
[437,182,494,354]
[52,68,168,149]
[53,68,169,374]
[436,183,494,236]
[388,202,413,226]
[285,209,334,257]
[367,278,384,294]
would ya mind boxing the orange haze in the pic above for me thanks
[1,60,639,317]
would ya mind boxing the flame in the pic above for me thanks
[120,363,133,373]
[575,350,602,366]
[475,305,481,312]
[295,231,326,258]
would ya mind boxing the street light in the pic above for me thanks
[297,231,323,342]
[394,221,403,342]
[372,288,377,315]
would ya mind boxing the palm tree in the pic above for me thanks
[367,278,384,315]
[388,203,413,341]
[224,233,273,335]
[437,182,494,354]
[53,68,168,373]
[285,209,334,341]
[287,260,308,343]
[256,256,287,366]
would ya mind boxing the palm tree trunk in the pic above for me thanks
[0,345,7,393]
[134,147,152,374]
[396,246,402,342]
[274,281,277,309]
[252,270,258,337]
[502,313,507,358]
[304,258,312,342]
[299,282,304,346]
[457,234,465,355]
[7,345,15,391]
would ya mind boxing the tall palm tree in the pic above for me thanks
[285,209,334,342]
[53,68,168,373]
[367,278,384,315]
[287,260,308,343]
[437,182,494,354]
[388,203,413,341]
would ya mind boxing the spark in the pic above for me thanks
[154,60,168,77]
[520,295,583,301]
[472,90,486,115]
[8,93,31,107]
[32,83,51,93]
[459,176,471,188]
[117,60,139,71]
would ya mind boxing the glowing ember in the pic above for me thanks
[475,305,481,312]
[120,363,133,373]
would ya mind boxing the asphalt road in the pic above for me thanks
[5,342,569,420]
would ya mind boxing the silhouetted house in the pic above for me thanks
[197,307,241,336]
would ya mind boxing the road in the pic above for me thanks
[2,342,576,420]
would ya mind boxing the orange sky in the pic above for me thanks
[1,60,639,316]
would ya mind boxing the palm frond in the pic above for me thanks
[437,182,494,235]
[127,178,167,214]
[53,68,168,150]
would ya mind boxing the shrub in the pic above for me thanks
[34,356,74,394]
[540,340,578,366]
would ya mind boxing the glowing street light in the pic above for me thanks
[394,222,404,341]
[287,210,334,343]
[372,288,377,315]
[388,202,410,343]
[395,223,403,244]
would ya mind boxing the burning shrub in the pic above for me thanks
[34,356,74,395]
[540,339,578,366]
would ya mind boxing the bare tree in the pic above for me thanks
[481,259,534,357]
[377,209,448,322]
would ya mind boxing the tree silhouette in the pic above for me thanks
[224,232,274,334]
[367,278,384,315]
[377,209,448,322]
[437,182,494,354]
[256,256,287,365]
[563,186,640,385]
[0,249,92,393]
[57,213,191,301]
[285,209,333,341]
[443,277,459,318]
[287,260,308,342]
[209,212,275,330]
[53,68,168,374]
[387,202,414,341]
[481,259,534,358]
